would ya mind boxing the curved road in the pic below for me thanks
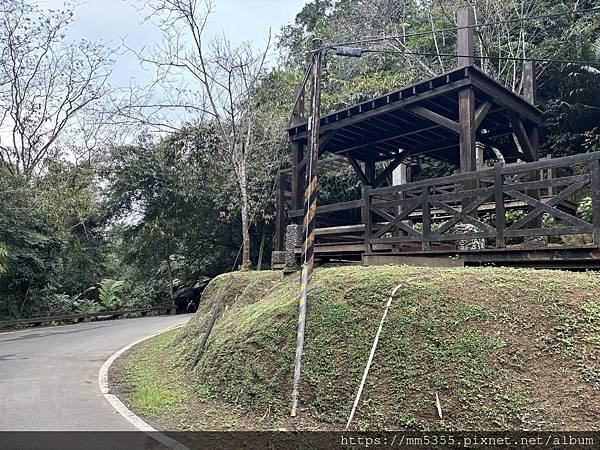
[0,314,191,431]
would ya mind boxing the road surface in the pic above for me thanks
[0,314,191,431]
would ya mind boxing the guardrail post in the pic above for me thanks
[590,159,600,244]
[363,186,372,254]
[422,186,431,251]
[494,162,506,248]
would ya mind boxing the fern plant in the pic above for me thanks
[98,279,125,310]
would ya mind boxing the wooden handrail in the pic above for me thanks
[369,151,600,196]
[360,152,600,248]
[288,198,364,218]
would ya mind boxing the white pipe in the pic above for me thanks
[345,283,404,430]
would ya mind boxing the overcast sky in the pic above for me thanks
[38,0,308,86]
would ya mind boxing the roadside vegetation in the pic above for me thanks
[111,266,600,431]
[2,0,600,320]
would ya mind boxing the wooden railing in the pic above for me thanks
[0,306,176,330]
[363,152,600,253]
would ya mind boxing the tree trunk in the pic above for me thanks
[257,225,267,270]
[239,161,251,270]
[166,253,175,305]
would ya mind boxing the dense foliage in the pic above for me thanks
[1,0,599,318]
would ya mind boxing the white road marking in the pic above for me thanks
[98,322,189,449]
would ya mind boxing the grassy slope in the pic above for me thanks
[111,266,600,431]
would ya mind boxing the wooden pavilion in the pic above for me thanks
[273,7,600,269]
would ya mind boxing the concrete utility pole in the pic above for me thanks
[291,38,323,418]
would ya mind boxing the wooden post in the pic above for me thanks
[292,83,305,126]
[590,159,600,245]
[494,162,506,248]
[459,87,477,215]
[360,159,376,224]
[522,61,539,161]
[458,91,476,173]
[290,79,306,221]
[457,7,474,67]
[458,112,475,168]
[363,186,372,254]
[421,186,431,252]
[291,140,305,217]
[523,61,536,105]
[274,171,285,251]
[363,160,376,185]
[522,61,541,231]
[457,5,476,187]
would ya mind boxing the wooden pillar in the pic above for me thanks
[457,6,477,217]
[363,185,372,254]
[291,140,305,220]
[522,61,539,161]
[362,160,376,185]
[457,7,474,67]
[457,6,476,175]
[290,81,306,223]
[459,88,476,174]
[274,171,286,251]
[523,62,537,107]
[522,61,541,233]
[361,159,376,224]
[292,84,305,126]
[459,88,477,216]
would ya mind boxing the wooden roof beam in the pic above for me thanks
[346,154,370,185]
[326,124,443,156]
[475,100,493,129]
[508,112,535,162]
[290,77,471,140]
[406,105,460,134]
[468,69,542,125]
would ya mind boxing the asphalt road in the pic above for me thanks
[0,314,191,432]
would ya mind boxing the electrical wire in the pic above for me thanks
[360,48,600,66]
[328,6,600,48]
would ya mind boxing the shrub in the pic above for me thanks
[578,196,592,222]
[98,279,125,310]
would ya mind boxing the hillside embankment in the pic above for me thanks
[111,266,600,431]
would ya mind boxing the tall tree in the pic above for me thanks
[105,128,242,306]
[127,0,272,270]
[280,0,599,95]
[0,0,114,177]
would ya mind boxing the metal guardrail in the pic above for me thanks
[0,306,176,330]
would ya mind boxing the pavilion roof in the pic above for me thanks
[287,65,542,165]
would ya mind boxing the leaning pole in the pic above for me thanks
[291,38,323,418]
